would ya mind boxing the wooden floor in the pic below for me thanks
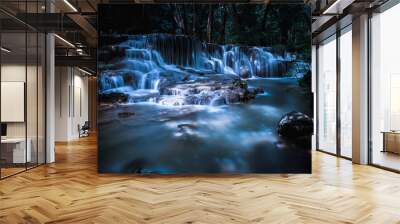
[1,135,400,224]
[1,167,26,178]
[372,150,400,171]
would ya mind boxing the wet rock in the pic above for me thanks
[98,74,124,91]
[239,68,251,78]
[177,123,197,130]
[121,72,141,88]
[184,93,214,105]
[182,74,190,82]
[210,96,226,106]
[123,73,135,85]
[277,111,313,138]
[298,70,311,88]
[176,123,198,137]
[249,87,264,95]
[98,44,127,64]
[225,89,241,104]
[99,92,129,104]
[232,79,248,89]
[127,90,159,103]
[240,90,255,102]
[118,111,135,118]
[98,104,117,111]
[158,79,265,106]
[239,87,264,102]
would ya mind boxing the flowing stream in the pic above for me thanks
[98,34,311,173]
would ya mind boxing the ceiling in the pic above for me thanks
[1,0,385,72]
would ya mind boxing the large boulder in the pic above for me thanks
[277,111,313,138]
[239,68,251,79]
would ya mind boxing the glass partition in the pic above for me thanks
[1,31,28,177]
[0,1,46,179]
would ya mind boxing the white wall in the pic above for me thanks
[72,73,89,138]
[55,66,89,141]
[55,66,69,141]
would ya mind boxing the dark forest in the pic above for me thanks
[99,4,311,60]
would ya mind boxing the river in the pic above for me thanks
[98,78,311,173]
[98,34,311,173]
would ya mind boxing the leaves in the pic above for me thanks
[102,4,311,60]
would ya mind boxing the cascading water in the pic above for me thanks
[99,33,306,105]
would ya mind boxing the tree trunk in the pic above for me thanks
[219,6,227,44]
[207,5,214,43]
[173,5,185,34]
[182,5,188,35]
[280,22,289,45]
[231,5,241,35]
[261,5,268,30]
[169,4,177,34]
[192,4,197,37]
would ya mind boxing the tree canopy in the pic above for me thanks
[99,4,311,60]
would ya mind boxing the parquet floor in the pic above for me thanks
[1,135,400,224]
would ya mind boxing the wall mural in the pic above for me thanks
[98,4,312,174]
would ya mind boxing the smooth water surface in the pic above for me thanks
[98,78,311,173]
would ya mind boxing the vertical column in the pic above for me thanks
[352,14,369,164]
[336,30,341,156]
[46,0,55,163]
[54,67,72,141]
[312,45,317,150]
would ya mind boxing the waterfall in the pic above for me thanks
[99,73,124,91]
[152,79,160,90]
[119,34,288,78]
[140,73,147,89]
[99,33,306,105]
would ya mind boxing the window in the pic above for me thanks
[317,35,337,154]
[339,27,352,158]
[370,3,400,171]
